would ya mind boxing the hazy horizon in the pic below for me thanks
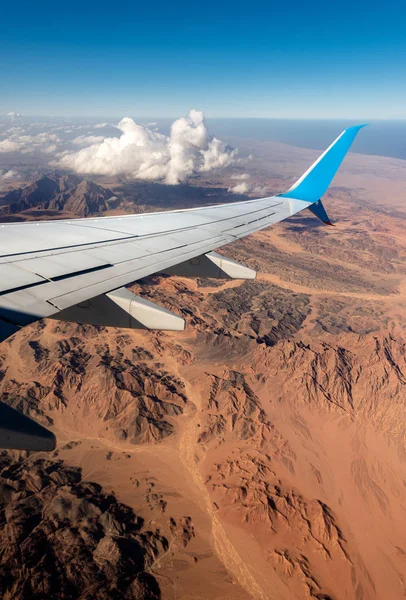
[2,114,406,160]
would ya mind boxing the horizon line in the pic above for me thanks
[2,114,406,122]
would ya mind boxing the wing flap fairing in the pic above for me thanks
[164,251,256,280]
[54,287,185,331]
[0,402,56,452]
[0,125,366,336]
[0,124,367,451]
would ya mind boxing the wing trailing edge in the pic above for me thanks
[54,287,186,331]
[164,251,256,280]
[0,126,368,451]
[0,402,56,452]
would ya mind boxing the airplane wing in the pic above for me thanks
[0,125,365,451]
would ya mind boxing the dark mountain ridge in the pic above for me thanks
[0,173,117,217]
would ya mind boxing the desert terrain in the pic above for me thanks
[0,139,406,599]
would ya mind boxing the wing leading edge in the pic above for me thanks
[0,124,365,343]
[0,125,365,450]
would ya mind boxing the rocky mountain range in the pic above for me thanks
[0,173,117,217]
[0,146,405,599]
[0,453,168,600]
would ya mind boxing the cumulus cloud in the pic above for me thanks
[0,139,21,153]
[6,112,23,126]
[0,168,22,191]
[230,173,250,181]
[72,135,106,146]
[0,169,19,180]
[228,173,268,196]
[53,109,237,184]
[94,122,109,128]
[0,129,61,154]
[229,181,250,194]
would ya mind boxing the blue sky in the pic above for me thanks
[1,0,405,118]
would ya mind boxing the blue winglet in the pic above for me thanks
[280,124,367,203]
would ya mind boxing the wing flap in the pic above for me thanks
[16,253,109,280]
[0,263,47,293]
[0,402,56,452]
[0,198,316,321]
[47,234,228,310]
[0,124,367,341]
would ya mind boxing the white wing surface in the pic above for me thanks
[0,125,365,344]
[0,125,366,451]
[0,195,306,332]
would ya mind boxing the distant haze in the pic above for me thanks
[1,116,405,185]
[71,118,406,161]
[204,119,406,161]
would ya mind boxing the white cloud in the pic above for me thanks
[94,122,109,128]
[0,130,61,154]
[0,139,21,153]
[228,173,268,196]
[230,173,250,180]
[229,181,250,194]
[0,169,22,191]
[53,110,237,184]
[5,126,24,134]
[0,169,19,179]
[6,112,23,126]
[72,135,106,146]
[73,124,95,130]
